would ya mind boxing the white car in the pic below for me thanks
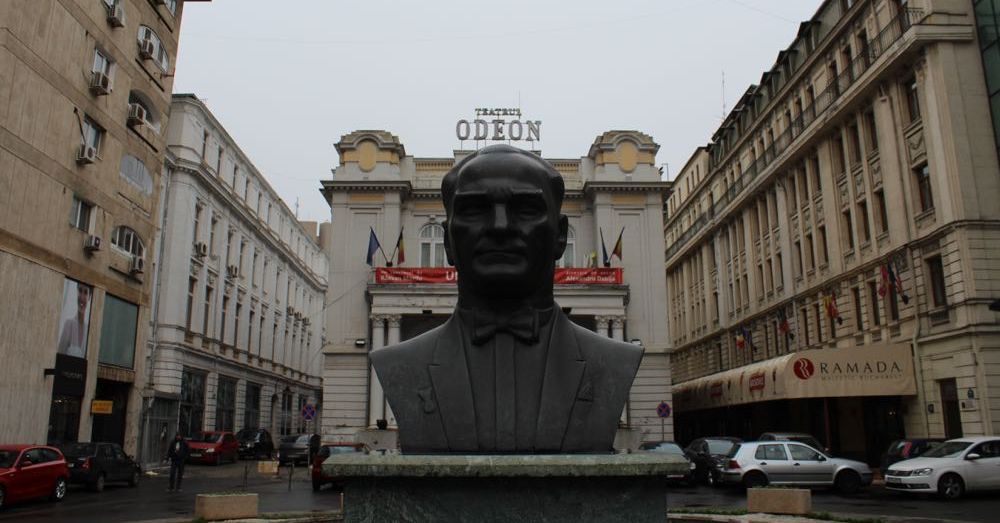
[884,436,1000,500]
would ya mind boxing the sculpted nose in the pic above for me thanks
[492,203,509,230]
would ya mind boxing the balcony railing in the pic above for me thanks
[665,8,922,264]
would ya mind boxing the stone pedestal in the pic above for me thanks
[323,453,687,523]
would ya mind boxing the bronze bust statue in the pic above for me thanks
[371,145,642,453]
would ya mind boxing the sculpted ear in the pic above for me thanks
[553,214,568,260]
[443,220,454,266]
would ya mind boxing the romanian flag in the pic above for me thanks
[823,292,844,325]
[611,227,624,261]
[735,331,746,350]
[365,227,381,266]
[600,228,610,267]
[777,308,794,339]
[395,229,405,265]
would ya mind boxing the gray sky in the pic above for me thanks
[173,0,820,222]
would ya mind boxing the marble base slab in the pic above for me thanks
[323,453,687,523]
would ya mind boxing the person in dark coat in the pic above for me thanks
[166,433,189,492]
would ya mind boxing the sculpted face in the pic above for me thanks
[444,152,567,300]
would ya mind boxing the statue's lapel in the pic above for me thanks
[534,312,586,451]
[427,316,478,451]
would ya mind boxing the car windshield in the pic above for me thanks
[60,443,98,458]
[190,433,223,443]
[886,440,907,455]
[706,440,738,455]
[281,435,301,444]
[0,450,18,468]
[236,429,255,440]
[921,441,972,458]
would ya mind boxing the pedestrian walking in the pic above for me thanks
[166,433,189,492]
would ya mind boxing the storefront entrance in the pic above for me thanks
[91,379,130,445]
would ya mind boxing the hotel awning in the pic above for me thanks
[672,344,916,413]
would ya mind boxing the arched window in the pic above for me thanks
[111,226,145,258]
[119,154,153,195]
[419,223,446,268]
[557,225,576,268]
[137,25,170,72]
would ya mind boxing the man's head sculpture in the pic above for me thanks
[370,145,643,454]
[442,145,567,307]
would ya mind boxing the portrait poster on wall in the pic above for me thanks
[56,279,93,359]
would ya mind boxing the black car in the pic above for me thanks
[277,434,318,466]
[880,438,944,472]
[684,437,742,486]
[59,442,139,492]
[639,441,695,485]
[236,428,274,460]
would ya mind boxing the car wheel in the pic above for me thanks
[52,477,67,501]
[128,470,139,487]
[742,471,768,489]
[92,473,106,493]
[938,473,964,500]
[706,470,716,487]
[834,470,861,494]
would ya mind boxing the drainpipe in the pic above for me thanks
[909,249,931,437]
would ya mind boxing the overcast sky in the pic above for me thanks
[173,0,820,222]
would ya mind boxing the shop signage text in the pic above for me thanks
[456,107,541,142]
[91,400,113,415]
[375,267,622,285]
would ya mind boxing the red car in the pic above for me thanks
[187,432,239,465]
[0,445,70,509]
[311,443,364,491]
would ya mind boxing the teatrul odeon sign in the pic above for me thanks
[456,107,541,142]
[672,344,917,412]
[375,267,622,285]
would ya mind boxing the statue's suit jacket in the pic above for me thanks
[370,309,643,453]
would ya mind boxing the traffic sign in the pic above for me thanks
[301,403,316,421]
[656,401,671,418]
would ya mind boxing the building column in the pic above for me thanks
[385,315,401,427]
[595,316,610,337]
[611,317,625,341]
[368,314,386,428]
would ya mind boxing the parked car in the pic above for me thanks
[59,442,139,491]
[684,437,742,486]
[311,443,365,491]
[235,428,274,460]
[720,441,872,493]
[187,431,239,465]
[881,438,944,472]
[884,436,1000,500]
[277,434,319,466]
[638,441,696,485]
[758,432,828,453]
[0,445,70,509]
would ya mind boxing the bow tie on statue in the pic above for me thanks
[470,307,550,346]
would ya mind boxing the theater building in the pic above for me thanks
[320,130,673,446]
[143,94,327,467]
[665,0,1000,465]
[0,0,202,454]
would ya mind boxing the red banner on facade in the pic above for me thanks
[374,267,623,285]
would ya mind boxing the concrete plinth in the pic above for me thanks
[323,453,687,523]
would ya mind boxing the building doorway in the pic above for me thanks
[91,379,130,445]
[939,378,963,439]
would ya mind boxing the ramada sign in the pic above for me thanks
[792,356,904,381]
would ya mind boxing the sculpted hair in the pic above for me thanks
[441,144,565,215]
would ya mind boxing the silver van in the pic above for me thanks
[719,441,872,493]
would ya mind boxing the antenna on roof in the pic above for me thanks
[721,70,727,122]
[295,197,300,219]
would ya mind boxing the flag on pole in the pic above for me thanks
[742,325,755,351]
[600,228,610,267]
[734,330,746,350]
[879,265,890,298]
[587,251,598,268]
[777,308,794,339]
[823,292,844,325]
[394,229,405,265]
[366,227,381,266]
[887,261,910,304]
[611,227,624,261]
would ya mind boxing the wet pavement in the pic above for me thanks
[0,461,341,523]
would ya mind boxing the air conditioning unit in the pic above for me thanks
[106,2,125,27]
[194,241,208,258]
[226,264,239,278]
[89,71,111,96]
[76,144,97,165]
[84,235,102,252]
[286,306,295,316]
[138,39,155,60]
[127,103,146,127]
[129,256,145,275]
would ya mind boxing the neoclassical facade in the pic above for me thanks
[143,94,327,466]
[321,130,673,446]
[665,0,1000,465]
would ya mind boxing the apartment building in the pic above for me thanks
[142,94,328,466]
[665,0,1000,465]
[0,0,202,454]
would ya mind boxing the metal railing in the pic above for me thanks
[665,8,923,263]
